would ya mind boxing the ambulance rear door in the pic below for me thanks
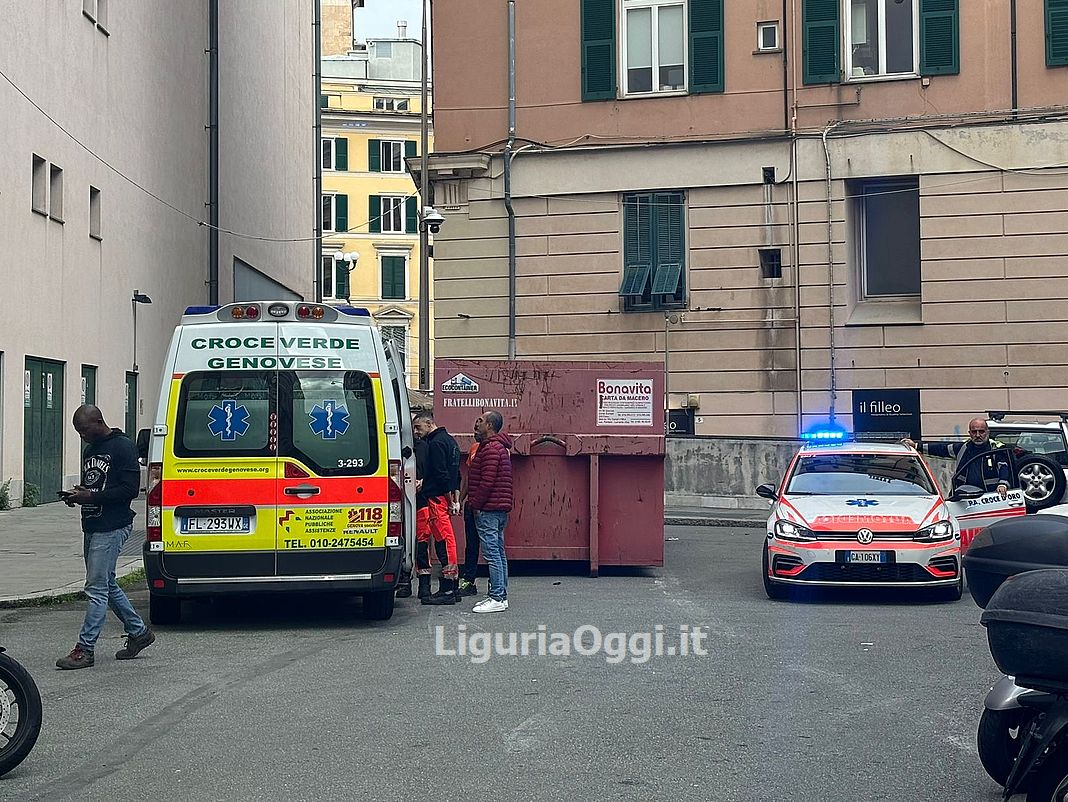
[274,323,390,578]
[163,323,279,578]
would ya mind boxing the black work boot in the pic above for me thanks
[417,575,432,601]
[424,577,458,605]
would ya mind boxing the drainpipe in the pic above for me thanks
[314,0,323,302]
[208,0,219,304]
[1010,0,1019,119]
[791,137,802,435]
[418,0,431,389]
[821,122,840,423]
[781,0,789,134]
[504,0,517,360]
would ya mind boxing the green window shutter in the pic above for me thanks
[368,139,381,172]
[368,195,381,234]
[382,255,405,300]
[920,0,959,75]
[581,0,616,101]
[404,140,417,159]
[620,194,653,302]
[802,0,840,84]
[405,197,418,233]
[334,137,348,171]
[653,192,685,302]
[689,0,724,94]
[335,259,350,299]
[334,194,348,233]
[1049,0,1068,66]
[320,94,328,109]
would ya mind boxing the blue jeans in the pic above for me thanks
[78,525,147,652]
[475,510,508,601]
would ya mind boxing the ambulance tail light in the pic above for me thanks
[146,463,163,542]
[388,459,403,536]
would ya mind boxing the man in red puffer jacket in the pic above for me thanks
[466,410,514,613]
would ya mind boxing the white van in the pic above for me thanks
[140,301,416,623]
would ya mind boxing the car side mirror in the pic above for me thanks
[135,428,150,465]
[756,483,778,501]
[948,484,985,502]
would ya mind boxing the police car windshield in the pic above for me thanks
[787,454,935,496]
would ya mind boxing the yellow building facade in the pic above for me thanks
[321,38,431,389]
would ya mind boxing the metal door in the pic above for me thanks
[124,372,138,437]
[81,365,97,405]
[24,357,65,500]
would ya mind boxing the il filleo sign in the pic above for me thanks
[852,389,921,440]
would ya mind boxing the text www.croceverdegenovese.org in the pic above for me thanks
[434,624,711,664]
[174,466,272,475]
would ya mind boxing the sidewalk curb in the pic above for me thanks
[665,516,764,527]
[0,558,144,609]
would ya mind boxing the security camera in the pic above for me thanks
[422,206,445,234]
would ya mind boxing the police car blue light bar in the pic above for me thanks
[800,421,850,441]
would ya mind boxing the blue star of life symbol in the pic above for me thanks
[207,400,251,441]
[309,400,350,440]
[846,498,879,508]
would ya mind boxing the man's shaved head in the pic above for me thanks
[73,405,111,442]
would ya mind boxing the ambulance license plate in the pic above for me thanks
[846,551,887,564]
[181,516,250,534]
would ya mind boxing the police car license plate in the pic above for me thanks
[181,516,250,534]
[847,551,887,564]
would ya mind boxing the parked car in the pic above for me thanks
[756,441,1026,601]
[987,410,1068,511]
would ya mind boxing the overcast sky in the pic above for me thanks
[357,0,424,40]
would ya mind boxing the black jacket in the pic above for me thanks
[922,439,1011,491]
[421,427,461,500]
[80,429,139,533]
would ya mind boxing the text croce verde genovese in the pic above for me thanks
[190,336,360,369]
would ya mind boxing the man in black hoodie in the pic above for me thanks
[56,405,155,670]
[412,410,462,604]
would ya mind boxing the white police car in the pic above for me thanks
[757,441,1026,600]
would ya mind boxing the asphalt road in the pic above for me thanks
[1,525,1012,802]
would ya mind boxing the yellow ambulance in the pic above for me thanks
[141,301,416,623]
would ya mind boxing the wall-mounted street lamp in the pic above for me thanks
[332,251,359,299]
[131,290,153,373]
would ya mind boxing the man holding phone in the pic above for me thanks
[56,405,155,670]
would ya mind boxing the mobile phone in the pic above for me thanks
[57,490,72,498]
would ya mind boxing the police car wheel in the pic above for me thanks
[1016,455,1067,512]
[762,546,789,601]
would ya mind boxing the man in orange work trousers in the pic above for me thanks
[412,411,462,605]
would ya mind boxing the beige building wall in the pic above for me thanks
[431,119,1068,439]
[321,0,353,56]
[0,1,313,502]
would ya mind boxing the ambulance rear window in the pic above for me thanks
[282,371,378,476]
[176,372,273,457]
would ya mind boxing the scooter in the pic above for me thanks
[0,646,42,778]
[994,676,1068,801]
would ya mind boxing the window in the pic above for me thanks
[757,21,780,51]
[374,97,410,111]
[380,255,406,300]
[802,0,958,84]
[284,372,379,477]
[759,248,782,279]
[89,186,102,240]
[845,0,917,78]
[851,177,920,300]
[31,154,46,214]
[321,255,350,300]
[582,0,723,100]
[321,137,348,171]
[619,191,686,311]
[322,193,348,234]
[1049,0,1068,66]
[369,196,417,234]
[368,138,415,172]
[381,325,407,370]
[49,164,63,222]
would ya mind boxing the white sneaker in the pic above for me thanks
[472,598,508,613]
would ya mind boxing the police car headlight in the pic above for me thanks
[915,521,954,542]
[774,519,814,541]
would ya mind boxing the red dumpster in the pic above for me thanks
[435,359,665,575]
